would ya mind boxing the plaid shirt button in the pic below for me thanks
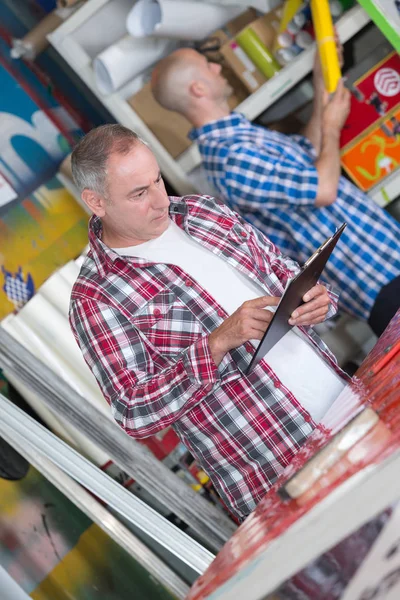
[240,231,247,238]
[274,380,282,389]
[153,308,162,317]
[185,279,193,287]
[217,309,225,317]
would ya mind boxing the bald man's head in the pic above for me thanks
[151,48,232,118]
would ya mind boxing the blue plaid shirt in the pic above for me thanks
[190,113,400,321]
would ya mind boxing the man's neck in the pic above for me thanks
[188,102,231,129]
[101,221,170,249]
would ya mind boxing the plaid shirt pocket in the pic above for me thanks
[134,291,204,356]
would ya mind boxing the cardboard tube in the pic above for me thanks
[310,0,342,93]
[11,11,63,60]
[94,34,172,94]
[236,28,280,80]
[127,0,244,40]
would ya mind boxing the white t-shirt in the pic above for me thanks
[114,220,345,422]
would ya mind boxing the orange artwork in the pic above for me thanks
[341,108,400,191]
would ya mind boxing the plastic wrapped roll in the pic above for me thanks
[127,0,244,41]
[280,408,380,500]
[236,28,280,80]
[310,0,342,92]
[296,420,392,506]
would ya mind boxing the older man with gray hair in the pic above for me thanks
[69,124,347,520]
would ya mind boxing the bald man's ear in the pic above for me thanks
[81,189,107,217]
[190,79,207,99]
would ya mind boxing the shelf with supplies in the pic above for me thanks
[177,4,372,175]
[48,1,373,198]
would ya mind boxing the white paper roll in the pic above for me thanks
[72,0,134,59]
[1,316,108,463]
[94,34,172,94]
[17,295,109,414]
[127,0,244,40]
[39,267,74,317]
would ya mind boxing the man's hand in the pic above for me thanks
[209,296,280,365]
[288,284,330,327]
[322,78,351,133]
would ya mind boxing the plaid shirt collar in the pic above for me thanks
[189,112,248,142]
[88,197,189,278]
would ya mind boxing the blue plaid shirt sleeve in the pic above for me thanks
[223,142,319,211]
[289,134,318,160]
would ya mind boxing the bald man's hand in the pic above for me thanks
[209,296,279,365]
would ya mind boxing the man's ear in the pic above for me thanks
[190,79,206,99]
[81,189,107,217]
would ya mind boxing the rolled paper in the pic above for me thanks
[281,408,379,500]
[310,0,342,93]
[93,34,172,95]
[127,0,244,41]
[236,28,280,80]
[296,420,392,507]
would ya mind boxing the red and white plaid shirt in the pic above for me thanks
[70,194,344,520]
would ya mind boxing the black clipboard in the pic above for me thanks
[246,223,347,374]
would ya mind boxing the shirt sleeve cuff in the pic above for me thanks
[324,283,340,320]
[183,335,220,386]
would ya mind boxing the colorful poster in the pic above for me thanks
[0,465,175,600]
[0,60,79,203]
[341,106,400,191]
[340,52,400,191]
[0,176,88,320]
[0,173,17,208]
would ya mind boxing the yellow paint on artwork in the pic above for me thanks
[30,524,103,600]
[341,108,400,191]
[0,476,26,517]
[30,523,177,600]
[0,177,88,319]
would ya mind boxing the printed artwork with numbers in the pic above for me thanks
[340,52,400,192]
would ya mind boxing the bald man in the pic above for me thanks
[151,49,400,337]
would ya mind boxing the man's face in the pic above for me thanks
[193,51,232,101]
[100,143,170,245]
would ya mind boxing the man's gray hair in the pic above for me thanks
[71,124,146,197]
